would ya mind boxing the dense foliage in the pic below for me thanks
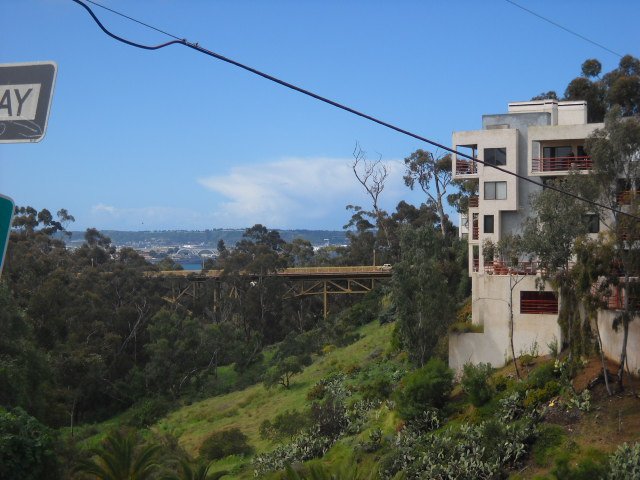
[0,407,59,480]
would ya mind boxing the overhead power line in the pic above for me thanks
[71,0,639,221]
[504,0,623,58]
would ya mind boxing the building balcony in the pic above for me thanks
[532,156,592,173]
[456,160,478,176]
[469,196,479,208]
[616,190,639,205]
[472,224,479,240]
[605,285,640,311]
[472,258,479,272]
[483,260,540,276]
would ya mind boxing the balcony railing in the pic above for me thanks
[472,223,479,240]
[606,288,640,311]
[469,196,479,208]
[484,260,540,276]
[616,190,639,205]
[472,258,479,272]
[532,156,592,173]
[456,160,478,175]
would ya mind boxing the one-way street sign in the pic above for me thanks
[0,62,57,143]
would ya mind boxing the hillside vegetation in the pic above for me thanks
[68,318,640,480]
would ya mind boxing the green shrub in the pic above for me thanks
[532,424,566,467]
[340,302,376,327]
[448,321,483,334]
[311,392,348,439]
[461,363,494,407]
[199,427,253,460]
[492,374,508,392]
[523,381,561,409]
[0,407,59,480]
[259,410,311,442]
[126,397,173,428]
[609,442,640,479]
[306,382,326,401]
[526,361,558,390]
[263,355,311,389]
[395,358,453,420]
[456,297,472,323]
[550,454,607,480]
[358,428,383,453]
[519,353,536,367]
[360,374,392,401]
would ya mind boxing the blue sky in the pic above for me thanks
[1,0,638,231]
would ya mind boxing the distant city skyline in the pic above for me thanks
[1,0,638,231]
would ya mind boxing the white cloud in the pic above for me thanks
[88,156,417,230]
[89,204,204,229]
[197,156,408,228]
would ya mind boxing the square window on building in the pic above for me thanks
[484,148,507,166]
[584,214,599,233]
[484,215,494,233]
[520,291,558,314]
[484,181,507,200]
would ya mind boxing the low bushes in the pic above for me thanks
[260,410,311,442]
[126,397,173,429]
[395,358,453,420]
[199,427,253,461]
[460,362,494,407]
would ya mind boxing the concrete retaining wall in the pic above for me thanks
[597,310,640,374]
[449,274,562,372]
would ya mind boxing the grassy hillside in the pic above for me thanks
[70,320,640,479]
[152,321,397,476]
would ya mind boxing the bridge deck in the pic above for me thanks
[146,265,392,280]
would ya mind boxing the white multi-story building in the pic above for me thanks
[447,100,638,371]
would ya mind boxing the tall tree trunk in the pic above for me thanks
[593,313,612,396]
[618,273,630,390]
[509,277,521,379]
[434,180,447,237]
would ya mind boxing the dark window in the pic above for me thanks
[484,181,507,200]
[485,148,507,166]
[584,214,599,233]
[543,146,573,158]
[520,291,558,314]
[484,215,494,233]
[577,145,587,157]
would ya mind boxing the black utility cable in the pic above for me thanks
[84,0,182,41]
[71,0,639,221]
[504,0,623,58]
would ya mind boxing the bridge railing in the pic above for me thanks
[145,265,392,278]
[283,266,392,275]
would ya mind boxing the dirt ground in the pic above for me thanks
[516,356,640,479]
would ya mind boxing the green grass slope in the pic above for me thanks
[152,321,396,476]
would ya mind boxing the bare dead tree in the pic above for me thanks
[351,142,391,250]
[403,149,453,236]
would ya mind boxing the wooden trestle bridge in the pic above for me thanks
[146,266,393,319]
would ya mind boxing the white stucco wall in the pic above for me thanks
[597,310,640,374]
[450,274,562,372]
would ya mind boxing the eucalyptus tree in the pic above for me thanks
[392,225,464,366]
[522,174,596,358]
[561,55,640,122]
[586,106,640,388]
[403,149,453,237]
